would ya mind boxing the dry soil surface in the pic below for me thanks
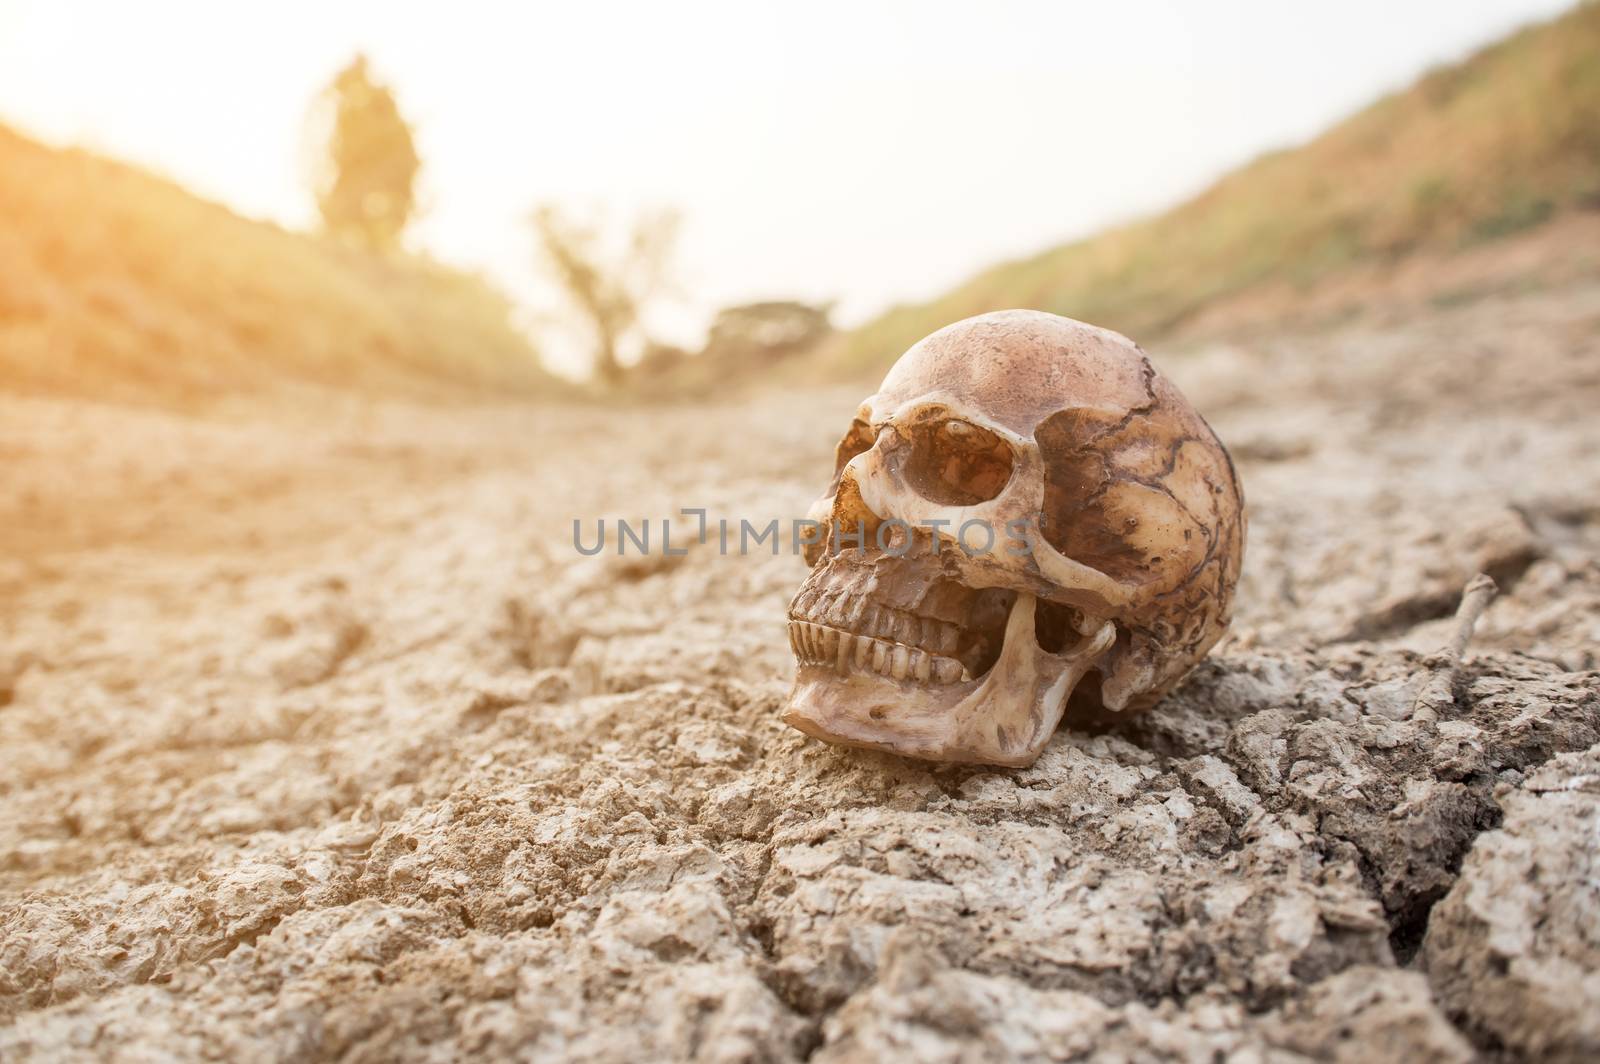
[2,283,1599,1062]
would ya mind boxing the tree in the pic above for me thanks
[308,55,420,251]
[702,301,833,366]
[530,205,679,386]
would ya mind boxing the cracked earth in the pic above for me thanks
[2,280,1599,1061]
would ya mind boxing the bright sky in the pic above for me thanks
[0,1,1576,372]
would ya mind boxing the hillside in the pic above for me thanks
[830,1,1600,375]
[0,124,562,405]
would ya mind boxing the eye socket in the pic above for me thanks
[904,418,1015,505]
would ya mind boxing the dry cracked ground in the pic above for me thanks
[2,281,1599,1062]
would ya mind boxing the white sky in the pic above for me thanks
[0,1,1576,372]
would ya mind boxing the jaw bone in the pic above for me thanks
[784,592,1114,766]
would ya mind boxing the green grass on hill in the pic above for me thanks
[831,1,1600,376]
[0,124,563,405]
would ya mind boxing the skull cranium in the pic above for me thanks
[784,310,1245,767]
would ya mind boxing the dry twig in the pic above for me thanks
[1412,573,1498,721]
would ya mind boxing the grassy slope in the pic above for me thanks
[831,2,1600,375]
[0,124,562,404]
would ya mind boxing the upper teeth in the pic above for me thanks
[788,621,969,684]
[789,590,963,656]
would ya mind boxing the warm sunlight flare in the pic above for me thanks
[0,0,1577,372]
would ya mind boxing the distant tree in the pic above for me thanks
[530,205,680,386]
[702,301,833,365]
[308,55,420,251]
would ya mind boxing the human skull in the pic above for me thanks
[784,310,1245,767]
